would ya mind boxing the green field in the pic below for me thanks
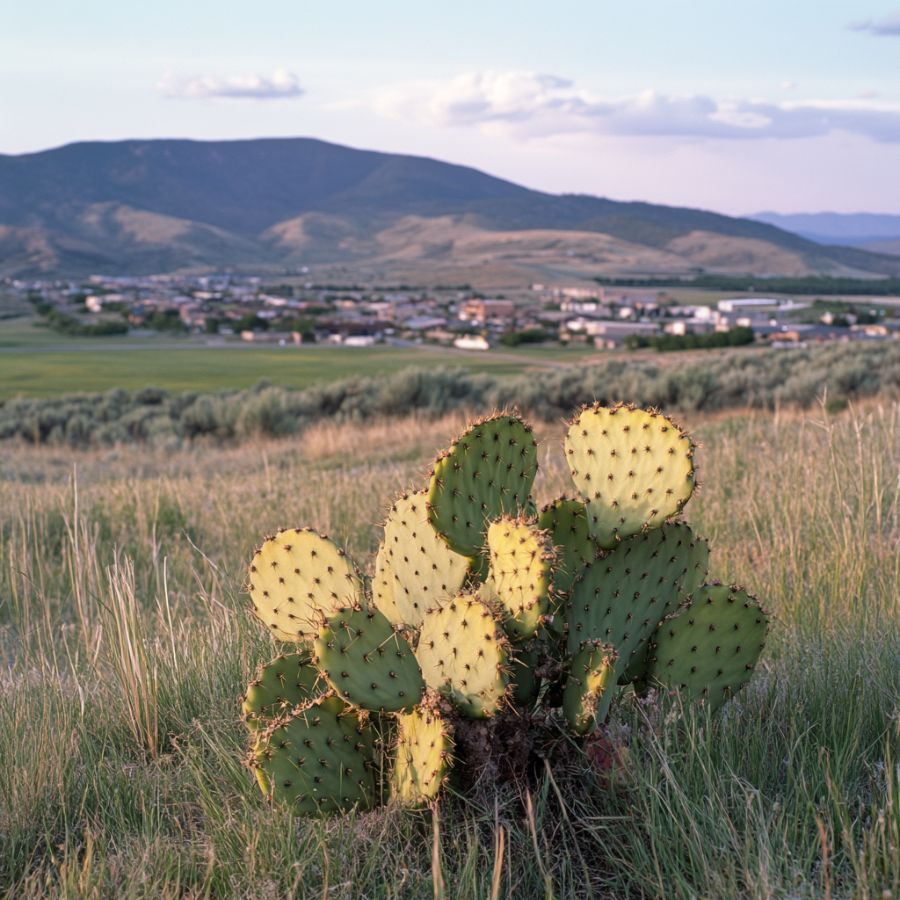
[0,403,897,897]
[0,317,600,399]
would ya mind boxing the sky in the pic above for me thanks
[2,0,899,215]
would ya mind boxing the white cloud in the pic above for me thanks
[158,69,303,100]
[373,70,900,143]
[849,10,900,35]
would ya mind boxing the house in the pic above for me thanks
[459,299,515,323]
[403,315,447,331]
[581,321,660,348]
[664,319,715,336]
[454,335,490,351]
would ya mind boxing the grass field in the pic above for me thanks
[0,400,897,897]
[0,316,607,399]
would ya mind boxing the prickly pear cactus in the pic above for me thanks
[563,642,618,735]
[239,404,772,817]
[380,490,471,627]
[250,696,378,814]
[415,594,510,718]
[249,529,364,641]
[566,523,704,680]
[372,542,400,625]
[485,515,554,640]
[538,497,596,595]
[427,414,538,557]
[393,705,454,805]
[241,652,324,732]
[313,606,424,713]
[509,641,542,707]
[646,584,769,712]
[565,404,695,548]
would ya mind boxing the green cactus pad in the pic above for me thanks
[566,523,705,679]
[509,641,541,707]
[416,594,510,718]
[563,642,618,734]
[241,652,325,732]
[538,497,596,636]
[646,584,769,712]
[486,515,554,640]
[382,490,471,627]
[249,529,364,642]
[427,414,538,557]
[617,526,710,685]
[314,606,424,713]
[251,696,377,814]
[393,706,454,806]
[565,404,695,548]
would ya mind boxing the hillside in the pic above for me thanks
[752,211,900,252]
[2,137,900,280]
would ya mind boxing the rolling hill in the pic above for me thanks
[2,137,900,281]
[752,211,900,253]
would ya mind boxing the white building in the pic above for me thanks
[454,335,490,351]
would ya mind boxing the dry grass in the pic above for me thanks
[0,400,897,897]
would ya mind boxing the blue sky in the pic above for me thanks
[3,0,899,214]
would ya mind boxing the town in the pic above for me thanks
[4,272,899,352]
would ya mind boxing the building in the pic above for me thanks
[459,299,515,323]
[454,335,490,351]
[717,297,784,314]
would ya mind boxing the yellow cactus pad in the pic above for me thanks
[486,515,554,640]
[382,491,471,628]
[565,404,695,548]
[248,528,364,642]
[393,706,454,806]
[415,594,509,718]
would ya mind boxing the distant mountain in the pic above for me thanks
[2,137,900,280]
[752,211,900,252]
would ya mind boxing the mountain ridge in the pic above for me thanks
[751,211,900,251]
[2,137,899,280]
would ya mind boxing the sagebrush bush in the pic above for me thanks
[1,342,897,447]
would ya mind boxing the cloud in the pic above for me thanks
[374,70,900,143]
[159,69,303,100]
[849,10,900,35]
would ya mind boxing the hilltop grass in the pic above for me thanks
[0,403,898,898]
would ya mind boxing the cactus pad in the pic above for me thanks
[486,516,554,640]
[372,542,402,626]
[416,594,510,718]
[538,497,596,595]
[566,523,705,679]
[647,584,768,712]
[617,526,710,685]
[382,491,471,627]
[565,404,695,547]
[393,706,454,805]
[314,606,424,713]
[250,696,376,814]
[241,652,324,732]
[427,414,538,557]
[563,642,618,734]
[249,529,364,642]
[509,641,541,707]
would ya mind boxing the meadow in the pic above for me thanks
[0,317,595,399]
[0,398,897,898]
